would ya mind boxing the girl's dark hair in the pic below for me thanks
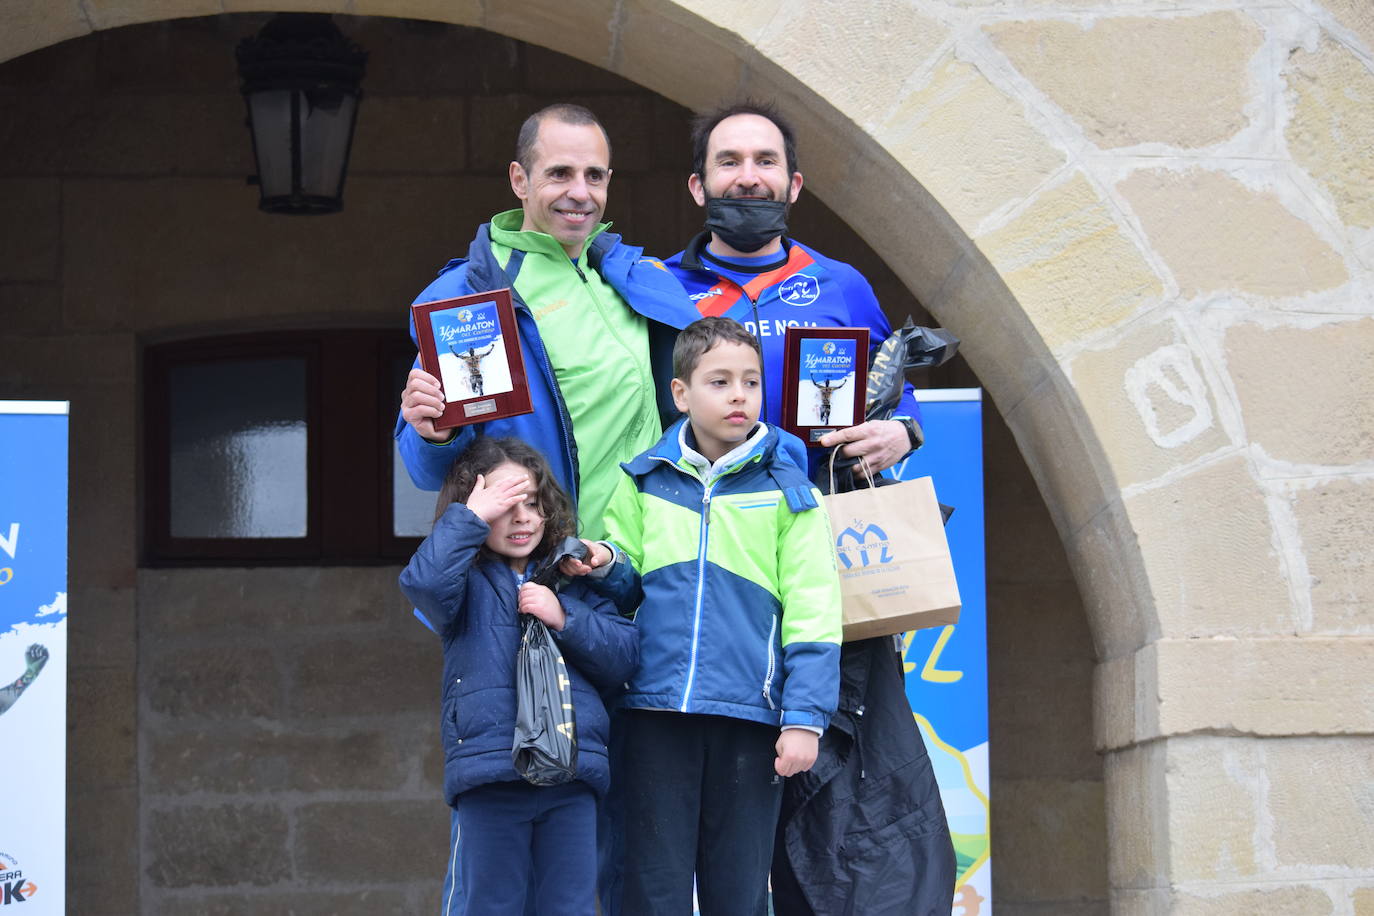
[435,437,575,566]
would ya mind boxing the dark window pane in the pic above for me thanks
[168,358,308,538]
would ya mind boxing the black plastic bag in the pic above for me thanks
[864,318,960,423]
[511,539,586,786]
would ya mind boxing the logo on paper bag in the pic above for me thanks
[0,853,38,905]
[835,521,893,570]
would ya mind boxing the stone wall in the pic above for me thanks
[0,15,1105,913]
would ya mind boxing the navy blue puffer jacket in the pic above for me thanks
[400,503,638,804]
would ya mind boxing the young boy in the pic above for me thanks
[565,316,842,915]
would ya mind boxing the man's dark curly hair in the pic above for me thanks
[689,99,799,181]
[434,437,575,567]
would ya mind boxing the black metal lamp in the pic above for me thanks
[236,14,367,214]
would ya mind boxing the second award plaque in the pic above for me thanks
[411,289,532,431]
[780,326,869,446]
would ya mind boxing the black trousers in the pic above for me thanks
[621,710,784,916]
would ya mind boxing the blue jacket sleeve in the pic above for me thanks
[552,583,639,691]
[397,503,486,635]
[394,263,480,491]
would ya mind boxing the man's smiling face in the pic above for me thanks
[509,118,611,259]
[689,113,802,207]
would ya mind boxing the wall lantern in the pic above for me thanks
[236,14,367,214]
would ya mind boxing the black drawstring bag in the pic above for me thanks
[511,538,587,786]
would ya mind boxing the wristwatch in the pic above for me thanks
[895,416,923,452]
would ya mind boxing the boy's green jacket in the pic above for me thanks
[594,418,842,731]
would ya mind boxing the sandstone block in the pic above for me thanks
[1266,736,1374,870]
[983,406,1081,587]
[152,890,419,916]
[1354,886,1374,914]
[485,0,618,73]
[978,174,1162,352]
[1286,40,1374,229]
[1124,455,1290,637]
[877,55,1064,231]
[1320,0,1374,55]
[991,778,1108,901]
[1118,167,1347,298]
[525,43,640,94]
[1292,476,1374,633]
[1071,319,1231,491]
[671,0,784,44]
[987,13,1260,149]
[0,0,89,66]
[0,179,58,282]
[139,567,400,637]
[59,177,508,332]
[67,585,136,670]
[1226,318,1374,467]
[349,96,467,174]
[919,244,1052,414]
[296,801,447,882]
[68,667,136,796]
[1163,737,1261,881]
[1003,368,1117,538]
[147,726,414,795]
[1066,495,1158,662]
[617,0,745,113]
[1093,647,1156,752]
[1171,886,1334,915]
[1103,743,1169,889]
[55,92,250,176]
[68,787,139,914]
[352,0,481,28]
[0,284,61,334]
[1153,637,1374,737]
[991,650,1098,781]
[289,637,435,718]
[146,644,283,720]
[756,0,947,131]
[146,803,290,888]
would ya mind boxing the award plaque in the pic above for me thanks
[781,326,869,446]
[411,289,532,430]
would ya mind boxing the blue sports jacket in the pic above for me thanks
[665,234,922,475]
[395,222,699,499]
[399,503,639,803]
[595,420,842,731]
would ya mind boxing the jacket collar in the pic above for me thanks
[677,230,793,273]
[625,417,805,478]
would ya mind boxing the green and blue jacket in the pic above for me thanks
[595,419,842,731]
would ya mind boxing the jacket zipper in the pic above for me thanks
[762,614,778,710]
[680,474,715,712]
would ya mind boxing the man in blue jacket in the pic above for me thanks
[663,100,923,476]
[397,102,695,541]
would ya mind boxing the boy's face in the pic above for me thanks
[671,340,763,462]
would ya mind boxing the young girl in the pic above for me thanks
[399,437,637,916]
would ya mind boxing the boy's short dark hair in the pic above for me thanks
[672,317,763,381]
[690,99,799,180]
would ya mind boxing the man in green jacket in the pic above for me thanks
[396,103,694,541]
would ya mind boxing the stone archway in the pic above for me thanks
[4,1,1372,912]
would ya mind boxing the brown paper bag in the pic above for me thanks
[825,473,961,641]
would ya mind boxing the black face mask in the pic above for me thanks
[704,197,788,253]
